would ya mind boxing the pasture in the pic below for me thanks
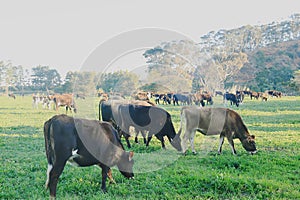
[0,95,299,199]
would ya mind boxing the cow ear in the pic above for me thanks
[129,151,134,161]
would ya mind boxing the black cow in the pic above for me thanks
[8,93,16,99]
[116,104,182,151]
[44,114,134,198]
[99,99,154,147]
[223,93,240,107]
[173,93,192,106]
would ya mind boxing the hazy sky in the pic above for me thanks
[1,0,299,77]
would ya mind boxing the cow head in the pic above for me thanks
[242,135,257,154]
[170,134,182,152]
[117,151,134,179]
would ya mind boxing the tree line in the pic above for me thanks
[0,61,140,96]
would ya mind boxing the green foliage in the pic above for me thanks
[97,70,139,95]
[31,65,61,91]
[0,96,300,199]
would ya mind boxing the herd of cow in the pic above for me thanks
[43,91,260,198]
[131,89,282,108]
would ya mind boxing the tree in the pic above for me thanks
[0,61,22,95]
[31,66,61,91]
[98,70,138,96]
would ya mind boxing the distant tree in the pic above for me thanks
[31,66,61,91]
[98,70,138,96]
[0,61,23,95]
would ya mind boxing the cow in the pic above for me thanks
[99,99,155,147]
[267,90,282,98]
[32,94,53,109]
[236,91,245,103]
[173,93,193,106]
[223,93,241,107]
[8,93,16,99]
[250,91,259,100]
[193,92,213,106]
[132,91,149,101]
[44,114,134,198]
[53,93,77,113]
[116,104,182,151]
[178,106,257,155]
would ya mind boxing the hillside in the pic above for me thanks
[144,14,300,94]
[226,40,300,93]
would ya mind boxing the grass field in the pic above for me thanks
[0,95,299,199]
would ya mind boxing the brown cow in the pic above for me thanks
[53,93,77,113]
[178,106,257,155]
[132,91,150,101]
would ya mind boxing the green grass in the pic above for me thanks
[0,95,299,199]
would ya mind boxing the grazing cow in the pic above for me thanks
[250,91,259,100]
[53,94,77,113]
[132,91,149,101]
[32,94,53,109]
[178,107,257,155]
[267,90,282,98]
[193,92,213,106]
[99,99,155,147]
[223,93,240,107]
[236,91,245,103]
[116,104,182,151]
[8,93,16,99]
[44,114,134,198]
[173,93,193,106]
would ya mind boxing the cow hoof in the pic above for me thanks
[101,189,107,193]
[192,152,197,155]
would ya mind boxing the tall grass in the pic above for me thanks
[0,95,299,199]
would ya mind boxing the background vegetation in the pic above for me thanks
[0,95,299,199]
[1,15,300,96]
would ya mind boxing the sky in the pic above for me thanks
[1,0,299,77]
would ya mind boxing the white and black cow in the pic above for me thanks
[178,106,257,155]
[44,114,134,198]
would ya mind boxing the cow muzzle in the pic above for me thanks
[249,150,257,155]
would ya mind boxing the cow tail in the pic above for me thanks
[44,120,52,165]
[99,98,107,121]
[44,119,55,189]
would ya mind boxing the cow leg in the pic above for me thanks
[146,135,153,147]
[107,168,116,184]
[189,134,196,154]
[226,137,237,155]
[141,130,147,144]
[98,165,115,184]
[156,135,166,149]
[125,135,131,148]
[182,129,194,155]
[135,131,139,144]
[48,161,67,198]
[100,165,110,193]
[218,135,225,154]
